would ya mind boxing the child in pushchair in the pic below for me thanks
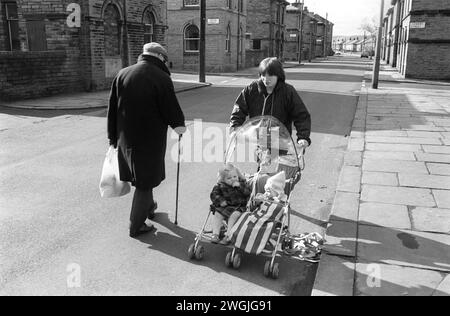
[187,116,304,279]
[209,163,252,245]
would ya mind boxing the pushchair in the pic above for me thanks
[187,116,305,279]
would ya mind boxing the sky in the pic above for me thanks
[288,0,390,36]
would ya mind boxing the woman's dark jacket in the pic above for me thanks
[230,79,311,145]
[107,55,185,190]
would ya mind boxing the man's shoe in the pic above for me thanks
[129,224,155,238]
[147,202,158,220]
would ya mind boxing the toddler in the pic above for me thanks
[210,163,251,244]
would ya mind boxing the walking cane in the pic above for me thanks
[175,134,182,225]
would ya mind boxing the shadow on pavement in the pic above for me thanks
[136,212,317,296]
[319,215,450,296]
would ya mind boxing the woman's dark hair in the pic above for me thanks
[258,57,285,82]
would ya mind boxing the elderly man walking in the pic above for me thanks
[107,42,186,238]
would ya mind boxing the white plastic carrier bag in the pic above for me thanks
[99,146,131,198]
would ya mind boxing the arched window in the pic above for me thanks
[143,10,155,43]
[225,25,231,52]
[3,1,20,51]
[184,24,199,52]
[104,4,121,56]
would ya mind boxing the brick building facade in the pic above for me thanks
[167,0,246,72]
[0,0,167,101]
[245,0,288,68]
[285,2,333,62]
[382,0,450,80]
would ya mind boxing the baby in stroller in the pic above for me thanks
[210,163,252,244]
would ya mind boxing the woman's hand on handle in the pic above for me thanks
[297,139,309,157]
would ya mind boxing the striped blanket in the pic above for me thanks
[228,201,286,255]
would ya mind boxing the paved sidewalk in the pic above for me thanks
[312,78,450,295]
[364,63,450,87]
[0,79,210,110]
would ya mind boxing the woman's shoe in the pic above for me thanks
[211,234,221,244]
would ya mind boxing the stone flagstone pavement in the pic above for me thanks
[312,82,450,296]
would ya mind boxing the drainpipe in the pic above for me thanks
[122,0,129,66]
[392,1,401,68]
[237,1,240,70]
[298,0,304,63]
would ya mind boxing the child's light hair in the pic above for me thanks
[217,163,244,183]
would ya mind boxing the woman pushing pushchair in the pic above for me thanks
[187,57,312,279]
[230,57,311,151]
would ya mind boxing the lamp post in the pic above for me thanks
[297,0,304,63]
[199,0,206,83]
[309,20,314,62]
[372,0,385,89]
[122,0,129,66]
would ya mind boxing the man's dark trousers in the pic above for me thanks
[129,187,154,236]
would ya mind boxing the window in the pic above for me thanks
[184,0,199,6]
[238,0,244,13]
[184,24,199,52]
[143,10,155,43]
[104,4,121,56]
[227,0,232,9]
[276,5,281,24]
[3,1,20,51]
[225,25,231,52]
[26,20,47,51]
[252,39,261,50]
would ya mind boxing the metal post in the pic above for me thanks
[372,0,385,89]
[323,13,327,57]
[237,0,241,70]
[199,0,206,83]
[298,0,304,63]
[309,21,313,62]
[123,0,129,66]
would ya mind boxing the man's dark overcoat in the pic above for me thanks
[108,55,185,190]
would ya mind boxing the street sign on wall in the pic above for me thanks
[410,22,426,29]
[207,19,220,25]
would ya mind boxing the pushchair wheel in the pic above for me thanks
[264,261,271,277]
[188,244,195,260]
[195,245,205,260]
[263,260,280,279]
[272,263,280,279]
[225,252,233,267]
[232,253,242,269]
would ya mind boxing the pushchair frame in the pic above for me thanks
[187,116,305,279]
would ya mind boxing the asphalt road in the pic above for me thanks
[0,56,368,296]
